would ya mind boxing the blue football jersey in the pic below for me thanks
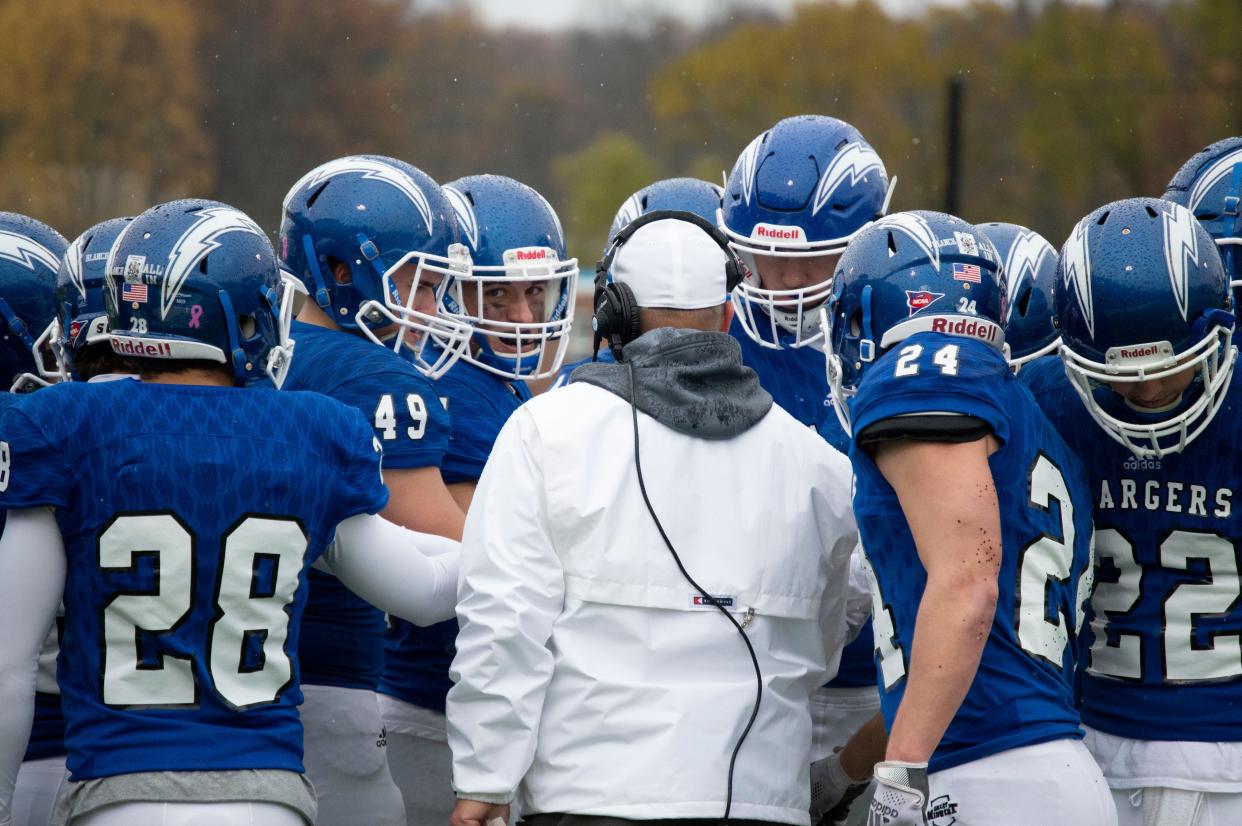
[282,320,450,690]
[0,379,387,780]
[729,315,874,687]
[1023,354,1242,742]
[850,333,1093,772]
[379,357,529,712]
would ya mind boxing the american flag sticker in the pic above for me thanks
[122,282,148,303]
[952,263,982,283]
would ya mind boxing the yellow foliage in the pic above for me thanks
[0,0,213,234]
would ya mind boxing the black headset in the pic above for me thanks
[593,209,746,360]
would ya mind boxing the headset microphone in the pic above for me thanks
[601,210,761,824]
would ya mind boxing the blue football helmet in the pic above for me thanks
[720,115,895,349]
[607,178,723,250]
[54,216,133,379]
[106,199,295,388]
[279,155,473,378]
[823,211,1006,435]
[1163,136,1242,305]
[1056,197,1234,458]
[980,222,1060,371]
[441,174,578,380]
[0,212,69,392]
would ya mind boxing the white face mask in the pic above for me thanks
[1061,326,1237,458]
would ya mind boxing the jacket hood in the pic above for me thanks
[571,327,772,439]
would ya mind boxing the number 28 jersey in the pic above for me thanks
[0,380,388,780]
[848,333,1094,772]
[1023,355,1242,742]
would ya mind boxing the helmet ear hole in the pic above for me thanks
[1017,285,1033,319]
[238,314,258,340]
[199,257,209,274]
[849,307,863,337]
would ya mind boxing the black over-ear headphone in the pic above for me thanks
[593,209,745,361]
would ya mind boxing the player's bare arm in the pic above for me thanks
[873,435,1002,764]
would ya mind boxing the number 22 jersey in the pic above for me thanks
[848,333,1094,772]
[0,379,388,780]
[1023,354,1242,743]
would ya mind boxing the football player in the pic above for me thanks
[824,211,1112,825]
[720,116,888,798]
[551,176,722,388]
[379,173,575,825]
[1021,197,1242,826]
[0,213,68,826]
[0,199,460,826]
[278,156,472,826]
[1163,137,1242,336]
[978,222,1059,373]
[52,218,134,382]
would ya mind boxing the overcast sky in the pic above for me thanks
[437,0,1089,30]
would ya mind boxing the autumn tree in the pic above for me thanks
[0,0,212,235]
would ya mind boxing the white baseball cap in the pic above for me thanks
[611,218,730,310]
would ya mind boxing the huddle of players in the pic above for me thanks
[0,119,1237,826]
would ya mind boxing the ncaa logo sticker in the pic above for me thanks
[906,290,945,317]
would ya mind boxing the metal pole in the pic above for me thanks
[945,77,964,215]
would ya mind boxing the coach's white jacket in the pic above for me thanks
[447,346,862,825]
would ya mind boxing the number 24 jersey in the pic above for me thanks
[848,333,1095,772]
[0,380,388,780]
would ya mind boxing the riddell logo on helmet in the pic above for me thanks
[931,316,999,343]
[515,248,548,261]
[110,338,173,358]
[1118,344,1160,359]
[752,224,806,242]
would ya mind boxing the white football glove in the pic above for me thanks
[810,750,871,825]
[867,760,928,826]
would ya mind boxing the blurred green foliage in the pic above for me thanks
[0,0,1234,252]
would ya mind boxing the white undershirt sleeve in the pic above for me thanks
[317,513,460,626]
[0,508,65,826]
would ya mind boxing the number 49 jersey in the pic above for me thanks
[848,333,1094,773]
[282,320,449,690]
[1023,355,1242,742]
[0,379,388,780]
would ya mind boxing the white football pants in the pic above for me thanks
[929,738,1117,825]
[71,801,305,826]
[300,684,404,826]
